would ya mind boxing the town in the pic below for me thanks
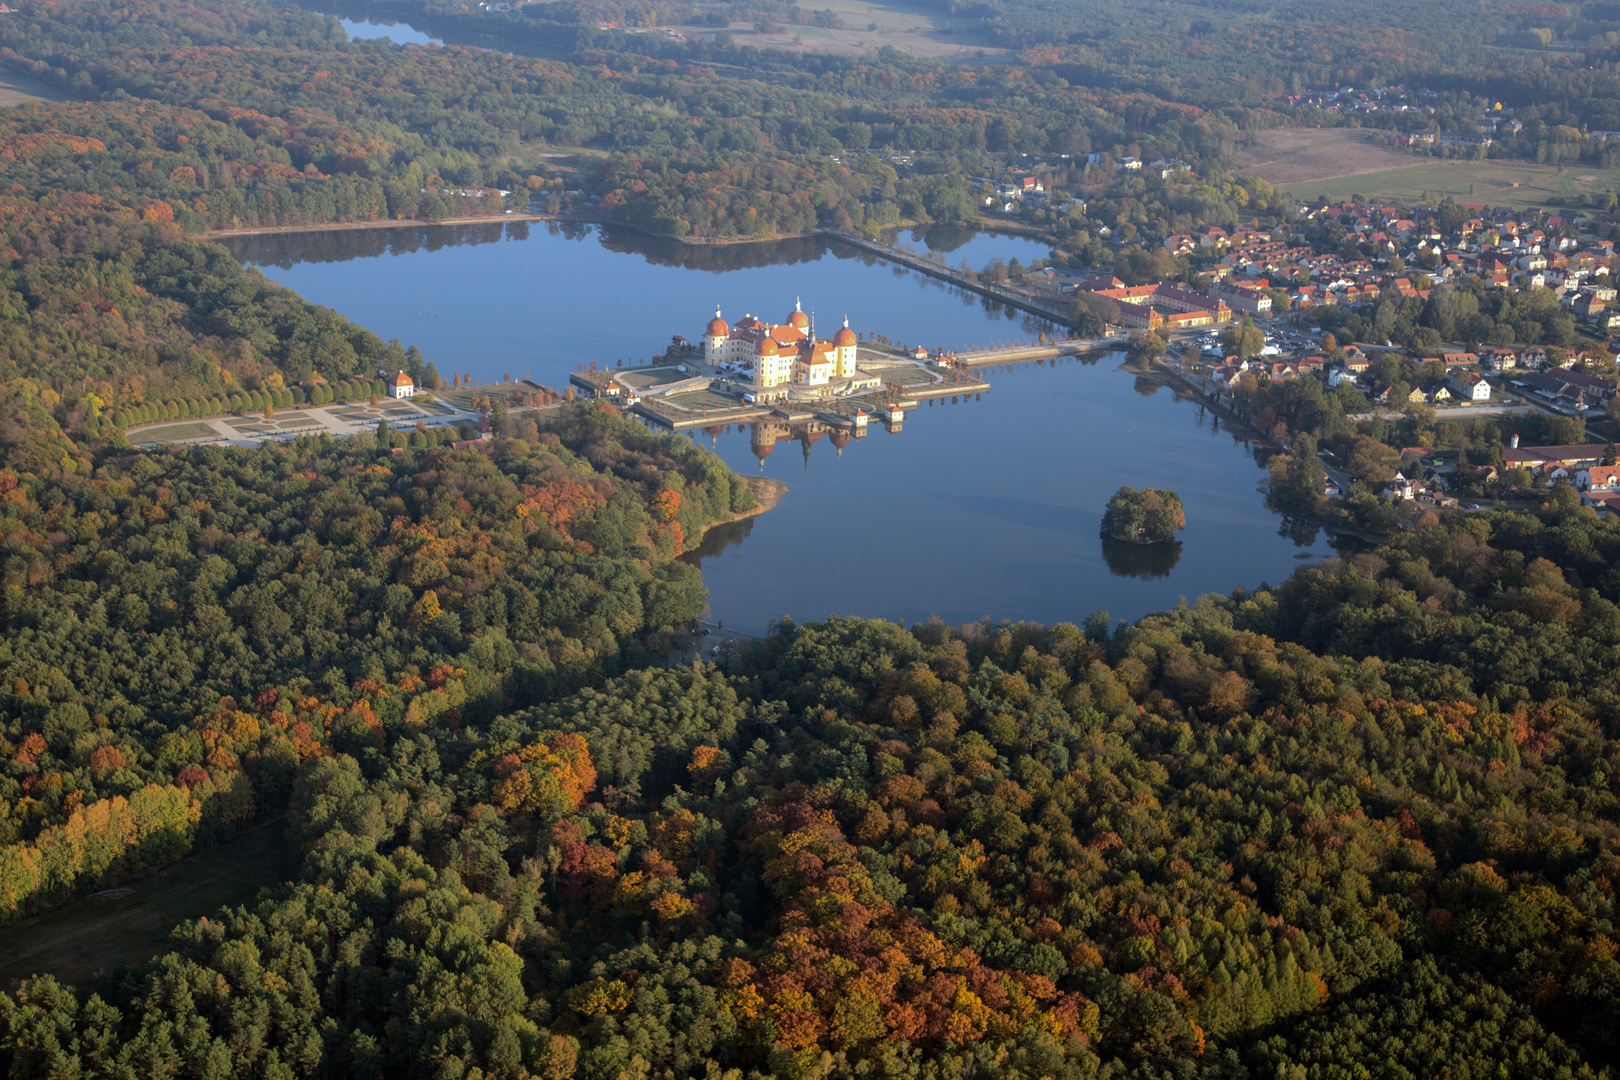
[830,191,1620,537]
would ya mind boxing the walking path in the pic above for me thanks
[824,230,1075,326]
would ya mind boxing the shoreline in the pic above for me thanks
[694,475,786,544]
[203,211,820,247]
[202,212,1056,258]
[203,213,548,239]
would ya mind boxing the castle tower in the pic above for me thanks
[833,315,858,378]
[704,306,729,364]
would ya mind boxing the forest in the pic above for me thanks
[0,0,1249,242]
[3,496,1620,1077]
[0,0,1619,1074]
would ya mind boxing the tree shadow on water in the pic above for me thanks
[1267,498,1322,547]
[1101,537,1182,579]
[678,515,757,567]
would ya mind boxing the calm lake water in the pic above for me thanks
[339,16,444,46]
[225,222,1337,630]
[879,225,1053,270]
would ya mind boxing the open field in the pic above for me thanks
[666,387,747,410]
[652,0,1010,60]
[1237,129,1419,185]
[0,64,73,107]
[438,381,543,409]
[131,421,220,443]
[0,824,298,989]
[1239,129,1620,208]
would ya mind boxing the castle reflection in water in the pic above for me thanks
[696,402,966,470]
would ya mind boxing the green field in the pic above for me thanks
[866,364,938,388]
[438,382,539,410]
[1281,159,1620,209]
[0,824,298,988]
[131,421,221,443]
[665,388,746,410]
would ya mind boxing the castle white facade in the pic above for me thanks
[704,299,859,390]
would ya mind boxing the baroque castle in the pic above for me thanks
[703,298,859,392]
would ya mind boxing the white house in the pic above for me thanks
[391,371,416,399]
[1450,371,1492,402]
[1575,465,1620,491]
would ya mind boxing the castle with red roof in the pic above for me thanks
[704,298,859,394]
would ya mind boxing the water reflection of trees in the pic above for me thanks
[1267,498,1323,547]
[1101,537,1182,579]
[678,514,757,566]
[223,221,524,268]
[879,224,980,254]
[600,229,830,272]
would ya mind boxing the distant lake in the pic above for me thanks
[339,16,444,45]
[224,222,1338,630]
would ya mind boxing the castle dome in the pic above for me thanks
[833,315,856,347]
[705,306,729,337]
[757,338,780,357]
[751,425,777,466]
[787,296,809,330]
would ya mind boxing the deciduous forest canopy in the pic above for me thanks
[0,0,1617,1076]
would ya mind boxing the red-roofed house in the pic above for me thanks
[391,370,416,399]
[1576,465,1620,492]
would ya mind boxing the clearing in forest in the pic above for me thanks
[0,64,72,107]
[1236,129,1423,184]
[621,0,1012,61]
[0,824,298,989]
[1239,128,1620,208]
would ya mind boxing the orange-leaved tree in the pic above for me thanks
[491,733,597,816]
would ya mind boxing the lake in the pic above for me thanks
[225,222,1338,631]
[879,225,1054,271]
[339,16,444,46]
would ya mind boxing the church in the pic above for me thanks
[703,299,859,393]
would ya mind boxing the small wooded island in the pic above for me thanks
[1102,486,1187,543]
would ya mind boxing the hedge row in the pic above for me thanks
[112,379,393,429]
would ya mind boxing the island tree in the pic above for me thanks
[1102,485,1187,543]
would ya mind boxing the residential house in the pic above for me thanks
[1575,465,1620,492]
[1209,279,1272,316]
[1556,369,1619,400]
[1582,490,1620,516]
[1520,371,1591,411]
[1450,371,1492,401]
[1574,292,1609,322]
[1382,472,1417,501]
